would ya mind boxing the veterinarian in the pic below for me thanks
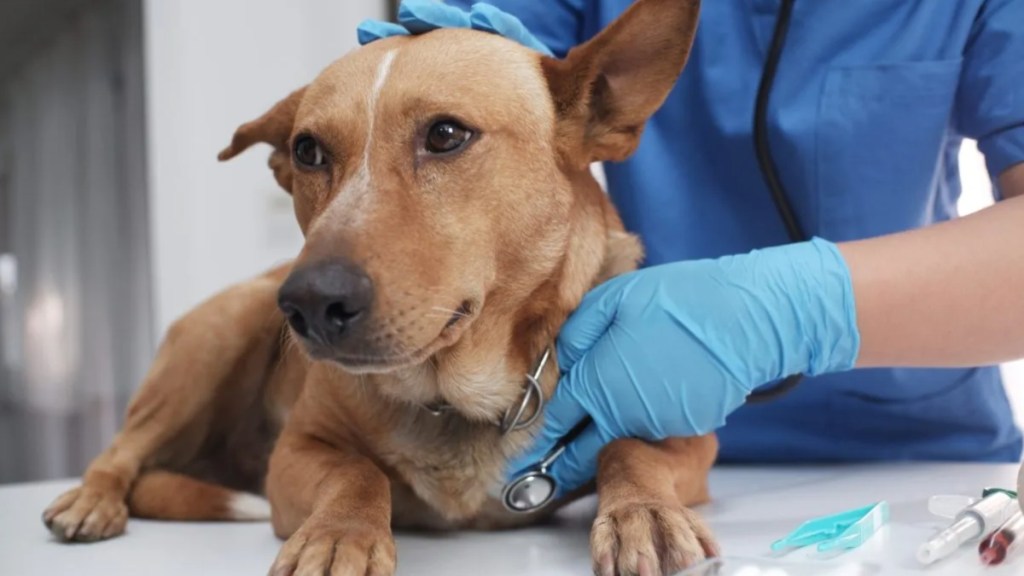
[418,0,1024,494]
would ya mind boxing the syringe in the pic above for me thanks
[1018,462,1023,514]
[917,491,1017,565]
[979,507,1024,566]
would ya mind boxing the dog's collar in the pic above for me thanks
[421,347,552,435]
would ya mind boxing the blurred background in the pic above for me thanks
[0,0,388,483]
[0,0,1020,483]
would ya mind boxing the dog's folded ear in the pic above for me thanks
[217,86,307,194]
[542,0,700,165]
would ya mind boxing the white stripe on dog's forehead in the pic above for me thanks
[311,48,398,237]
[371,50,397,104]
[363,49,397,182]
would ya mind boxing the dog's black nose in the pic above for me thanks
[278,261,373,343]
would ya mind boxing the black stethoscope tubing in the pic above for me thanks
[747,0,804,403]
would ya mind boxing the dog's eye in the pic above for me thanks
[425,121,472,154]
[294,136,326,167]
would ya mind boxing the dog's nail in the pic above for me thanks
[636,554,656,576]
[702,539,721,558]
[269,563,294,576]
[597,553,614,576]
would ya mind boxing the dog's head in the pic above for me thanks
[219,0,700,374]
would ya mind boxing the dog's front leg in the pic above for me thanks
[41,265,290,542]
[591,436,720,576]
[266,427,396,576]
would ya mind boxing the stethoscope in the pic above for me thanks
[502,417,592,513]
[504,0,808,515]
[496,347,586,514]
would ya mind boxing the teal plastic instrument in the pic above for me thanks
[771,501,890,553]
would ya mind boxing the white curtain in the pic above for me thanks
[0,0,151,483]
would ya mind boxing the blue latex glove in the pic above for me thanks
[510,238,861,494]
[356,0,553,56]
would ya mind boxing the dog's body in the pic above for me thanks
[43,1,719,574]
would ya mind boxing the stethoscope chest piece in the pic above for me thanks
[501,442,568,513]
[502,469,557,513]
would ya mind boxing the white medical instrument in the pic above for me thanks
[927,494,979,519]
[1018,461,1023,514]
[917,491,1018,565]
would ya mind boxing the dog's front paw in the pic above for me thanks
[591,502,719,576]
[42,485,129,542]
[270,520,396,576]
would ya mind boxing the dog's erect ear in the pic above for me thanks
[542,0,700,164]
[217,86,307,193]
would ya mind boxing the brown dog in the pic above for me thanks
[42,1,718,574]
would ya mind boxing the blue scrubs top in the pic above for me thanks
[447,0,1024,462]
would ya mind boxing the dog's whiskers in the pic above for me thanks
[271,324,296,375]
[422,314,462,322]
[430,306,470,318]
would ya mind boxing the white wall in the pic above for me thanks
[143,0,385,336]
[957,140,1024,428]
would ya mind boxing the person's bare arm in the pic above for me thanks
[843,162,1024,368]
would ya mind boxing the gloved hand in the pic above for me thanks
[509,238,861,494]
[357,0,553,56]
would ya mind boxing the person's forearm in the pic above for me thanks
[841,163,1024,368]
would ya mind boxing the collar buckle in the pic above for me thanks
[422,401,455,417]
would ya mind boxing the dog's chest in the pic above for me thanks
[379,412,537,530]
